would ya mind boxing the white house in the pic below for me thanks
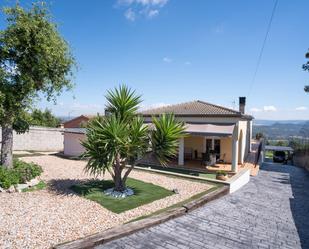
[63,97,253,172]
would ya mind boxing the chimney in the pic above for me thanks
[239,97,246,114]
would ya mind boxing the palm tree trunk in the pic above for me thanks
[1,123,13,169]
[113,156,126,192]
[114,167,126,192]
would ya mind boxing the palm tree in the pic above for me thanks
[82,85,185,193]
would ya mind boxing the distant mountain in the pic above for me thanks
[253,119,308,126]
[253,120,309,140]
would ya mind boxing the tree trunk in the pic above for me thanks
[1,123,14,169]
[113,161,126,192]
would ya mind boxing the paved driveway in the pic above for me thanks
[97,162,309,249]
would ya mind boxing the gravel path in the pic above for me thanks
[0,155,212,249]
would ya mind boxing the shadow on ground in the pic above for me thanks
[48,178,86,196]
[261,162,309,249]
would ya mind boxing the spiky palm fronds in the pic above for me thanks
[106,85,142,121]
[151,114,186,166]
[82,85,185,190]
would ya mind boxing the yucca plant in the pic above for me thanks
[82,85,185,193]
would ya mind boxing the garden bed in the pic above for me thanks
[71,178,174,213]
[0,155,217,249]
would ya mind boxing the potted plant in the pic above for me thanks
[216,170,228,181]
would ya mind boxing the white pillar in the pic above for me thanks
[178,137,184,166]
[232,123,239,172]
[232,137,239,172]
[249,120,253,152]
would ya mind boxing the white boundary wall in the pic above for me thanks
[0,126,64,151]
[228,168,250,193]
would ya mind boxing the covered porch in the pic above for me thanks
[177,123,244,173]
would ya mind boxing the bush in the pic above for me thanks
[13,159,43,183]
[0,167,20,189]
[216,170,227,176]
[0,160,43,188]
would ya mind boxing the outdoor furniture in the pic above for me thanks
[216,153,226,164]
[201,152,210,166]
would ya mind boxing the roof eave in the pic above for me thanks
[141,113,253,120]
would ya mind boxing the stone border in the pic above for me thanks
[54,186,229,249]
[133,165,230,185]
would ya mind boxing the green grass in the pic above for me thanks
[22,181,46,192]
[71,178,174,213]
[265,150,273,158]
[138,164,217,179]
[128,184,222,223]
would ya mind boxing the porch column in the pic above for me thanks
[232,137,239,172]
[232,123,239,172]
[178,137,184,166]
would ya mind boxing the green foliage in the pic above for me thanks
[0,159,43,188]
[216,170,227,176]
[13,159,43,183]
[0,167,20,188]
[22,180,46,192]
[0,2,75,127]
[71,178,173,213]
[303,50,309,92]
[29,108,60,127]
[255,132,264,140]
[82,85,185,191]
[151,114,186,165]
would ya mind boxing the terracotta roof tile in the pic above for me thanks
[141,100,242,116]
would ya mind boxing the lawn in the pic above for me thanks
[22,181,46,192]
[138,164,217,179]
[71,178,174,213]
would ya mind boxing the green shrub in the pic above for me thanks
[216,170,227,176]
[0,167,20,189]
[0,160,43,188]
[13,159,43,183]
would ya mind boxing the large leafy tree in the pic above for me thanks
[303,50,309,92]
[82,85,186,192]
[0,3,75,168]
[30,108,61,127]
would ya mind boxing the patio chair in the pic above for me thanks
[216,153,226,164]
[201,152,210,166]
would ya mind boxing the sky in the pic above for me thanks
[1,0,309,120]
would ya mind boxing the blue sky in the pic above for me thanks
[1,0,309,120]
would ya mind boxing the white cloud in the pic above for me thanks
[263,105,277,112]
[124,8,136,21]
[163,57,172,63]
[250,107,262,112]
[147,9,159,18]
[295,106,308,111]
[117,0,168,20]
[184,61,191,65]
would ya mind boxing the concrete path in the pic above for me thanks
[96,162,309,249]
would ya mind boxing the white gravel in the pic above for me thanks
[0,155,212,249]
